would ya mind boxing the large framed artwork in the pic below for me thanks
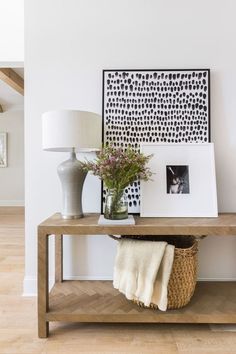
[102,69,210,213]
[140,143,218,217]
[0,132,7,168]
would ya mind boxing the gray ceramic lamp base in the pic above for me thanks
[57,151,87,219]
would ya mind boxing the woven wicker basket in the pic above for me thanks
[110,235,198,310]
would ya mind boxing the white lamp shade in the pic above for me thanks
[42,110,102,152]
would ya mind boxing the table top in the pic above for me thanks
[38,213,236,236]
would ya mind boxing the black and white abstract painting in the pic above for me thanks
[102,69,210,213]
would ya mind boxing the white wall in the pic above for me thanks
[24,0,236,294]
[0,109,24,206]
[0,0,24,63]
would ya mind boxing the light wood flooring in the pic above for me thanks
[0,207,236,354]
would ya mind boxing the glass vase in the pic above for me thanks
[104,188,128,220]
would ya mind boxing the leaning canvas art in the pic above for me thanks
[102,69,210,213]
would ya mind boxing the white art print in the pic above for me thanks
[0,133,7,168]
[140,143,218,217]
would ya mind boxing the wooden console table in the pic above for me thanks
[38,213,236,338]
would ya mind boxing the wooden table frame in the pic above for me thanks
[38,213,236,338]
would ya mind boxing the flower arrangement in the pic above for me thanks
[81,145,153,219]
[81,145,152,189]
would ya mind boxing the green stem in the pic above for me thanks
[110,189,123,218]
[105,188,126,220]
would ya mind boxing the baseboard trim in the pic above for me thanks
[210,324,236,332]
[0,200,24,206]
[22,276,55,297]
[64,275,113,281]
[23,275,236,297]
[198,277,236,281]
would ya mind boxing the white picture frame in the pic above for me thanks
[140,143,218,217]
[0,132,7,168]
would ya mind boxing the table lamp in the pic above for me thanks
[42,110,102,219]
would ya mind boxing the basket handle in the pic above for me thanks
[108,234,207,243]
[194,235,207,241]
[108,234,122,241]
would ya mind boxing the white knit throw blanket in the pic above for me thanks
[113,239,175,311]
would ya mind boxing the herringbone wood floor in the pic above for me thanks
[0,207,236,354]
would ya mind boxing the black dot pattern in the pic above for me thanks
[102,70,210,213]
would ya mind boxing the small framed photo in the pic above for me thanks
[140,143,218,217]
[0,133,7,168]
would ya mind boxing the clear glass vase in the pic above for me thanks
[104,188,128,220]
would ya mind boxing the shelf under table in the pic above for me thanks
[47,280,236,324]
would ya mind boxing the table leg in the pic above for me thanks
[55,234,63,283]
[38,230,49,338]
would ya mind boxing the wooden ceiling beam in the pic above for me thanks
[0,68,24,96]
